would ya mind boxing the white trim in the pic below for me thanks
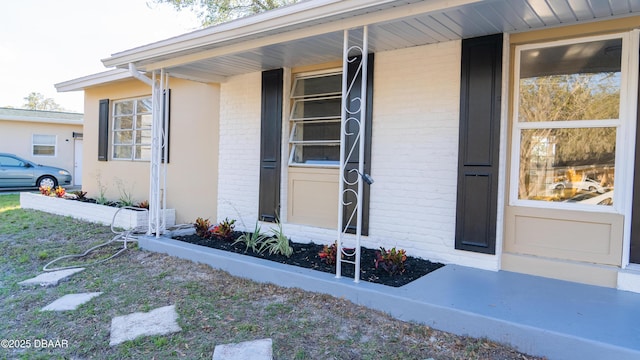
[621,29,640,268]
[54,69,132,92]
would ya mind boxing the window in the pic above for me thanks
[289,71,342,166]
[112,97,152,161]
[32,134,56,156]
[512,35,623,207]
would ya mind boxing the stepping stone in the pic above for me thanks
[212,338,273,360]
[41,292,102,311]
[109,305,182,346]
[18,268,85,287]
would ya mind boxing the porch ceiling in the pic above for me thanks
[105,0,640,83]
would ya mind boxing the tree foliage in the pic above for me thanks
[152,0,300,26]
[517,72,619,198]
[22,92,64,111]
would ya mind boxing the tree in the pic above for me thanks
[152,0,300,26]
[23,92,64,111]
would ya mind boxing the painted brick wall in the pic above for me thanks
[217,41,499,271]
[217,72,263,227]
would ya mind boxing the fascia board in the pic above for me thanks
[103,0,480,69]
[55,69,133,92]
[0,116,83,125]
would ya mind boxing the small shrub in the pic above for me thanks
[374,247,407,275]
[260,221,293,257]
[71,190,87,200]
[194,217,212,238]
[210,218,236,240]
[54,186,66,198]
[318,241,339,265]
[39,185,52,196]
[233,222,267,253]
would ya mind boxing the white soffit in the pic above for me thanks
[102,0,640,83]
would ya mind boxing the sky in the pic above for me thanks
[0,0,202,113]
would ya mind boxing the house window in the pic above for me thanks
[112,97,152,161]
[289,71,342,166]
[32,134,56,156]
[512,35,623,207]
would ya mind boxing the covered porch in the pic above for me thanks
[140,235,640,360]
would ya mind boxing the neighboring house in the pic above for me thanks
[55,0,640,293]
[0,108,83,185]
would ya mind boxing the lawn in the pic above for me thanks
[0,194,543,359]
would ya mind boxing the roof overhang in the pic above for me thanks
[55,69,133,92]
[67,0,640,87]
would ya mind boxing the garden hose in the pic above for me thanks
[42,206,148,272]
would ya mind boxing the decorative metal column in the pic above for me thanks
[336,26,368,282]
[148,70,169,237]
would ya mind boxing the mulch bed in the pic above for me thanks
[174,231,445,287]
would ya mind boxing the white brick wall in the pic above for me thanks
[216,41,499,271]
[217,72,263,228]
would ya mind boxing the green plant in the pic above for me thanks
[318,241,339,265]
[233,221,267,253]
[95,173,109,205]
[259,220,293,257]
[374,247,407,275]
[115,178,135,207]
[210,218,236,240]
[194,217,212,238]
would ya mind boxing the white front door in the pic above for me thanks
[74,139,83,185]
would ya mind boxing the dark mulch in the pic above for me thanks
[174,231,445,287]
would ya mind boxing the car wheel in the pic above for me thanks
[555,184,565,190]
[38,176,57,188]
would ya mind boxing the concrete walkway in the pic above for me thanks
[140,235,640,360]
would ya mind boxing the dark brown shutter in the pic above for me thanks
[258,69,284,222]
[98,99,109,161]
[455,34,503,254]
[630,60,640,264]
[162,89,171,164]
[342,54,374,235]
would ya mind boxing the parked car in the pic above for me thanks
[548,178,606,193]
[0,153,72,188]
[564,189,614,206]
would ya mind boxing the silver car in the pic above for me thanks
[0,153,72,188]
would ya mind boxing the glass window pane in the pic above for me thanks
[291,121,340,142]
[114,131,133,144]
[137,99,152,113]
[33,134,55,145]
[135,145,151,160]
[115,101,134,115]
[291,97,342,120]
[33,145,55,156]
[135,130,152,144]
[0,156,23,166]
[291,144,340,165]
[114,116,133,130]
[136,114,152,128]
[113,145,132,159]
[518,127,615,205]
[519,38,621,122]
[292,73,342,97]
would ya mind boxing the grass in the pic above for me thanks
[0,194,542,360]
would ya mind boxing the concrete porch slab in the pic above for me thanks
[41,292,102,311]
[212,338,273,360]
[109,305,182,346]
[18,268,85,287]
[138,236,640,360]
